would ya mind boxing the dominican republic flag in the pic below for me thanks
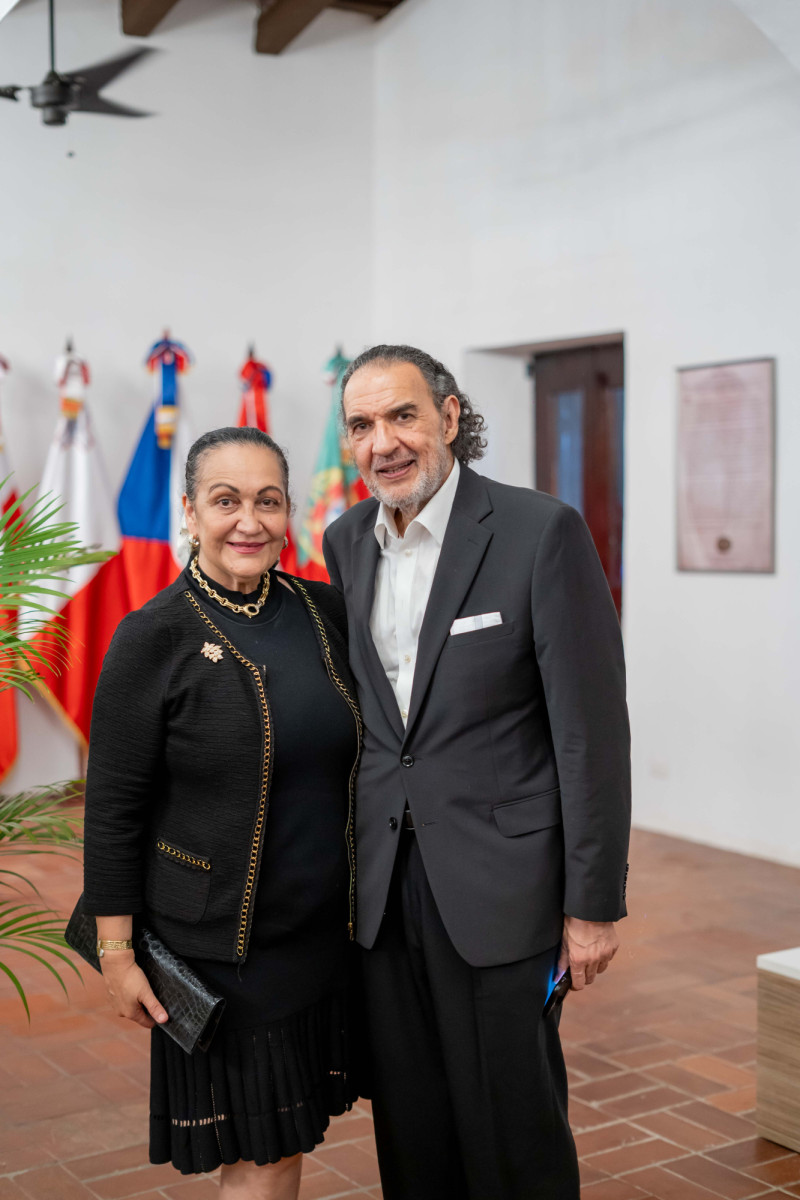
[25,348,130,746]
[117,335,192,610]
[296,348,369,582]
[0,354,18,780]
[238,350,299,575]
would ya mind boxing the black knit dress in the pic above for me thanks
[149,567,359,1174]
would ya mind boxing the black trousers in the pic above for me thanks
[360,831,580,1200]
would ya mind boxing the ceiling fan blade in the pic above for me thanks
[63,46,154,95]
[72,93,151,118]
[0,85,22,100]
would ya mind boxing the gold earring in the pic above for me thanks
[190,535,200,551]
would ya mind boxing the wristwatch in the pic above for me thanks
[97,938,134,957]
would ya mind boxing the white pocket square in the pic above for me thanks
[450,612,503,635]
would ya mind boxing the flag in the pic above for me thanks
[238,350,272,431]
[0,353,18,780]
[296,348,369,582]
[117,334,192,610]
[25,346,130,746]
[237,349,299,575]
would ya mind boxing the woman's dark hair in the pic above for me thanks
[184,427,292,511]
[340,344,488,464]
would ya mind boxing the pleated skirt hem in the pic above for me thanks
[149,988,357,1175]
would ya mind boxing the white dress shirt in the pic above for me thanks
[370,459,461,725]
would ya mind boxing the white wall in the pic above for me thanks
[1,0,375,789]
[371,0,800,864]
[4,0,800,869]
[463,351,533,489]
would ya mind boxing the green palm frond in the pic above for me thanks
[0,961,30,1018]
[0,631,72,701]
[0,784,85,1019]
[0,478,109,1018]
[0,478,113,698]
[0,783,84,850]
[0,482,111,599]
[0,902,84,1018]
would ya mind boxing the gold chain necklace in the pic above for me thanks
[190,556,271,618]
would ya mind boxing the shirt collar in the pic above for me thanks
[374,458,461,547]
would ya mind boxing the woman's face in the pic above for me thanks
[183,443,289,592]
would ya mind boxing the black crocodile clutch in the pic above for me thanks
[65,894,226,1055]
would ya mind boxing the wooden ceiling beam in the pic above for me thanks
[331,1,397,16]
[120,0,181,37]
[255,0,330,55]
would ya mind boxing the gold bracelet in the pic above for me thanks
[97,938,134,957]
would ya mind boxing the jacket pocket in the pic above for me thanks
[145,839,212,924]
[446,620,516,649]
[156,840,211,872]
[492,787,561,837]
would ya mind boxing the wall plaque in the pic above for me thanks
[677,358,775,573]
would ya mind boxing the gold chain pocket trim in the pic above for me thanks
[156,839,212,872]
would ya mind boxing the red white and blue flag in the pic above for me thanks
[25,347,130,746]
[117,335,192,610]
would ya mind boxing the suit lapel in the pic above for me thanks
[404,468,493,743]
[351,523,406,742]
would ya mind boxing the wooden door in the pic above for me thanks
[533,343,624,617]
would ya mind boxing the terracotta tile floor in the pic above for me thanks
[2,827,800,1198]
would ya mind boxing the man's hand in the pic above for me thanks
[558,916,619,991]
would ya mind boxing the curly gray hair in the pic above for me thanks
[340,344,487,465]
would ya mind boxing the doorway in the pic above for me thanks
[532,342,624,617]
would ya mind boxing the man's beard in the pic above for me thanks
[367,441,452,515]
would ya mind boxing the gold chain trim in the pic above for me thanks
[292,579,362,941]
[184,591,271,958]
[157,840,211,871]
[190,556,271,618]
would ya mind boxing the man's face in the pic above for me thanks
[343,361,459,514]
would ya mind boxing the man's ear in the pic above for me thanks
[443,394,460,445]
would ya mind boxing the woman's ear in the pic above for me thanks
[182,495,197,537]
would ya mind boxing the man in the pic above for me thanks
[323,344,630,1200]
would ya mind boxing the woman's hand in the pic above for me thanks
[100,950,169,1029]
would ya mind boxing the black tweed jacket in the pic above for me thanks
[82,569,359,963]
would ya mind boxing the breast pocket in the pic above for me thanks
[145,839,212,924]
[445,620,516,649]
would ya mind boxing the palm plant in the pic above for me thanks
[0,480,111,1016]
[0,784,84,1015]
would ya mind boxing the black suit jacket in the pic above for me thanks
[323,466,631,968]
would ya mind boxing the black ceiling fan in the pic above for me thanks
[0,0,155,126]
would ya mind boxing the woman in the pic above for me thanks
[82,427,362,1199]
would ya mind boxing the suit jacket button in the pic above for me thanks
[401,754,415,767]
[389,817,398,831]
